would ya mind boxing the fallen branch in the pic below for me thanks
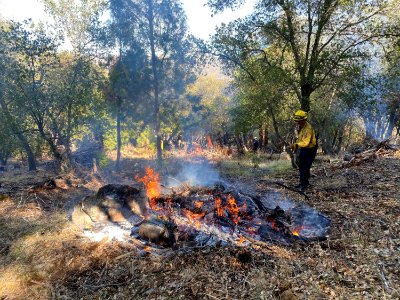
[258,179,310,200]
[240,232,272,250]
[377,266,392,295]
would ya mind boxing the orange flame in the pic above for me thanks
[215,197,224,216]
[194,145,202,154]
[270,219,280,231]
[226,195,240,215]
[195,201,204,209]
[238,236,246,245]
[183,209,205,229]
[207,135,213,149]
[226,194,241,224]
[136,166,160,210]
[291,226,304,236]
[214,195,246,225]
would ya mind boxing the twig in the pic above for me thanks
[258,179,310,200]
[160,184,175,191]
[0,246,8,255]
[203,293,222,300]
[240,232,272,250]
[114,252,135,261]
[34,193,47,205]
[377,266,392,294]
[84,282,128,290]
[323,166,328,177]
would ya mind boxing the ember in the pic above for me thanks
[130,175,330,247]
[183,209,205,229]
[81,167,330,249]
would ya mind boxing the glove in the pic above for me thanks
[290,143,297,151]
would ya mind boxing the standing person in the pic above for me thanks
[290,110,317,192]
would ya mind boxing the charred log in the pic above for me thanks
[135,218,176,247]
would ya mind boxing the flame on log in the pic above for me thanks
[136,167,161,210]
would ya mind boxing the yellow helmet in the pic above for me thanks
[293,110,308,121]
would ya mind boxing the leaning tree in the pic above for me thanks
[208,0,395,112]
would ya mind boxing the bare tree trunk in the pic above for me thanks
[65,101,73,159]
[385,111,397,139]
[0,99,36,171]
[258,124,268,151]
[235,133,245,155]
[36,120,63,162]
[115,100,122,172]
[148,0,162,168]
[300,85,312,112]
[16,132,37,171]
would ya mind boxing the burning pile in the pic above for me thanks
[131,167,330,248]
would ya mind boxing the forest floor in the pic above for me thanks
[0,148,399,300]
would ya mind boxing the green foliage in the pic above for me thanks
[0,0,399,169]
[184,71,232,136]
[210,0,392,112]
[97,153,111,168]
[42,0,108,51]
[249,153,262,168]
[108,0,200,163]
[0,119,19,164]
[230,48,298,149]
[103,126,131,152]
[136,126,156,152]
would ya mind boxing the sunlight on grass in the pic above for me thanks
[0,213,71,299]
[0,208,129,299]
[0,265,30,299]
[219,155,293,178]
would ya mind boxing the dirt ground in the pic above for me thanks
[0,150,399,300]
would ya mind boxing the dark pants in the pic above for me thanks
[298,146,317,187]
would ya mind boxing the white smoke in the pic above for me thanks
[166,159,221,187]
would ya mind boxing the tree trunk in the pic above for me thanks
[17,132,37,171]
[148,0,162,167]
[65,101,73,159]
[258,125,268,151]
[235,133,245,155]
[270,106,297,167]
[364,116,377,140]
[300,84,312,112]
[115,101,122,172]
[0,154,8,166]
[335,129,344,154]
[258,124,264,150]
[385,111,397,139]
[264,129,269,150]
[0,99,36,171]
[36,120,63,162]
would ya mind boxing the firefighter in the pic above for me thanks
[290,110,317,192]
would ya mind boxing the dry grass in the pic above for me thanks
[218,154,292,179]
[0,152,399,299]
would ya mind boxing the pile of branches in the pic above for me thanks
[343,139,398,166]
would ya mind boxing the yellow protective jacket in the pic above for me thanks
[296,122,317,149]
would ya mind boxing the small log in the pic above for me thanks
[240,232,272,250]
[137,218,176,247]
